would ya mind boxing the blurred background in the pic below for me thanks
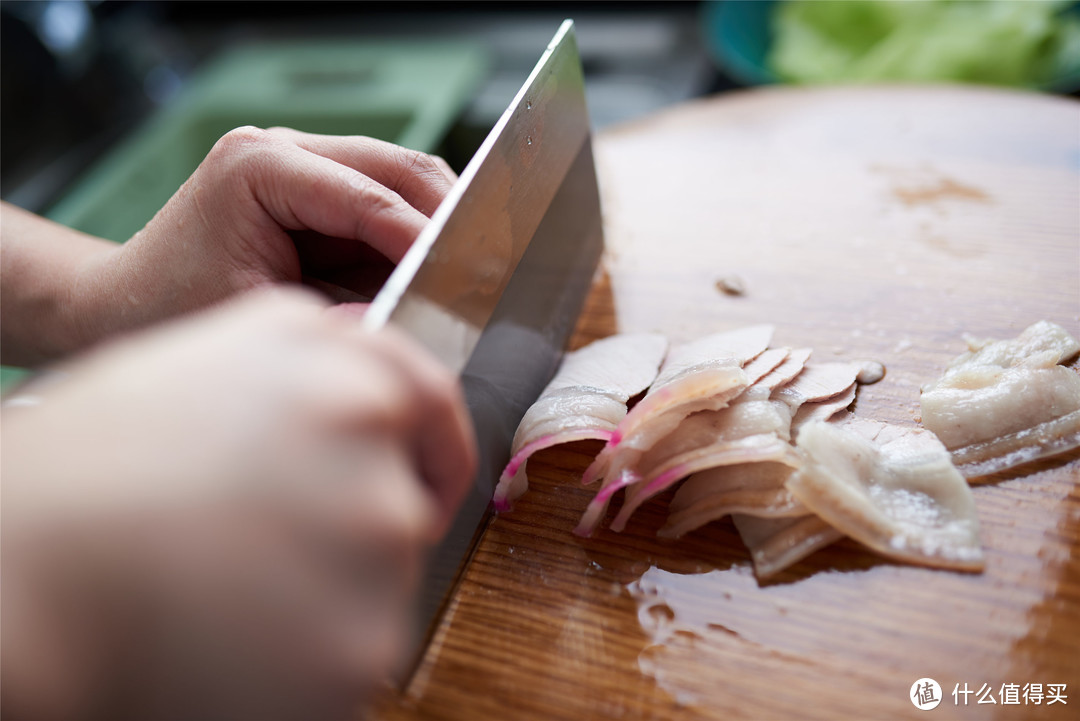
[1,1,727,223]
[3,0,1078,225]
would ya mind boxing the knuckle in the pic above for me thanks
[357,181,398,212]
[218,124,271,149]
[403,148,439,176]
[350,179,404,237]
[263,126,306,143]
[399,149,447,193]
[205,125,274,166]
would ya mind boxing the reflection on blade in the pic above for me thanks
[361,21,604,683]
[406,133,603,682]
[364,19,592,373]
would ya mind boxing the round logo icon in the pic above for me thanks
[911,678,943,711]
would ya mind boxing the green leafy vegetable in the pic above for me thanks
[769,0,1080,90]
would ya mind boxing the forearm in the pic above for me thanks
[0,202,121,366]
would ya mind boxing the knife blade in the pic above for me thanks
[361,20,603,681]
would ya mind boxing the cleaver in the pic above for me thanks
[360,20,603,679]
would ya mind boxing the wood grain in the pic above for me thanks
[374,87,1080,720]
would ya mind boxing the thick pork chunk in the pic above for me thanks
[920,321,1080,478]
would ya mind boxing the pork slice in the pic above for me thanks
[603,400,795,533]
[790,383,857,435]
[742,347,791,386]
[773,361,861,410]
[650,324,775,390]
[732,514,844,579]
[737,347,811,402]
[493,332,667,511]
[785,417,983,572]
[573,327,771,533]
[948,408,1080,480]
[660,462,806,540]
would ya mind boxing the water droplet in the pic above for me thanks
[526,136,533,146]
[526,100,532,110]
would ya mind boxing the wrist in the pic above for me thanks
[0,203,124,366]
[55,242,126,361]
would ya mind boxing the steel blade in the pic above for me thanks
[363,20,603,682]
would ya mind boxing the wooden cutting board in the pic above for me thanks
[375,87,1080,720]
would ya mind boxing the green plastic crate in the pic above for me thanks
[48,39,487,241]
[2,39,487,390]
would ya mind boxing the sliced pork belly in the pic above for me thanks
[944,320,1078,370]
[657,361,861,540]
[786,417,983,571]
[573,326,772,534]
[946,365,1080,445]
[948,410,1080,478]
[580,342,809,536]
[493,333,667,511]
[790,383,858,434]
[660,461,805,539]
[741,347,791,387]
[732,514,844,579]
[583,325,774,480]
[740,347,812,401]
[584,351,877,535]
[606,400,796,532]
[773,361,861,411]
[920,321,1080,478]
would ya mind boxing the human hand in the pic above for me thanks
[6,128,456,363]
[1,288,476,720]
